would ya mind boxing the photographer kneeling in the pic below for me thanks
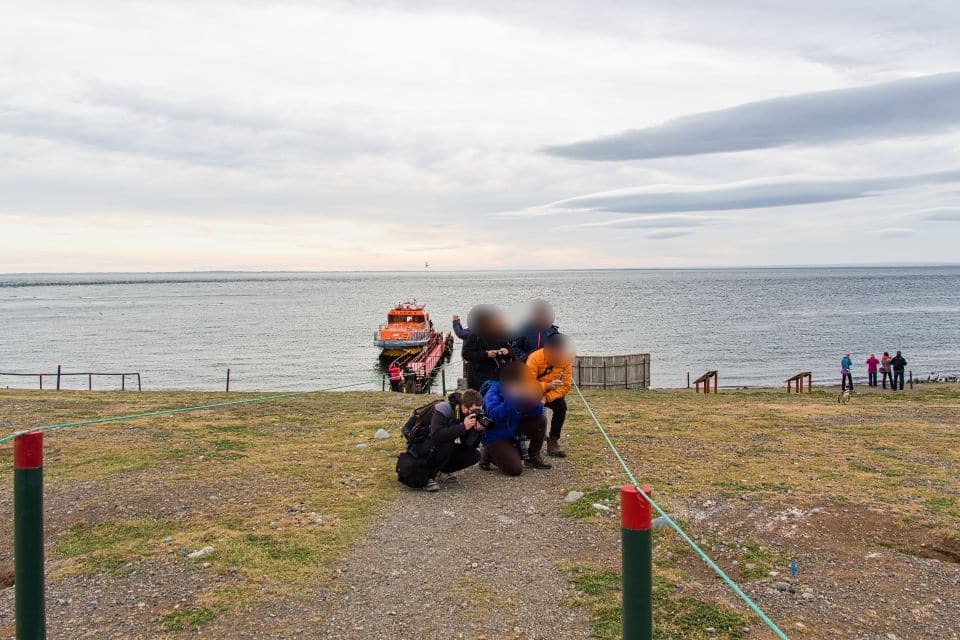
[396,390,485,492]
[481,361,552,476]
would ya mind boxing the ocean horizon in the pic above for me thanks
[2,266,958,391]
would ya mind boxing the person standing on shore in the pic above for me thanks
[890,350,907,391]
[840,353,853,391]
[866,354,879,387]
[880,352,893,389]
[387,363,403,392]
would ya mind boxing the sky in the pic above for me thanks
[2,0,960,271]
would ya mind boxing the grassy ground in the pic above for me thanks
[0,388,428,634]
[560,384,960,639]
[1,384,958,639]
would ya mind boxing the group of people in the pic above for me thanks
[840,350,908,391]
[396,301,574,492]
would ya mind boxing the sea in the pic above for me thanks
[1,267,958,391]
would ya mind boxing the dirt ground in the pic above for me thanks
[0,385,958,639]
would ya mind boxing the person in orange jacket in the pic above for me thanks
[526,333,573,458]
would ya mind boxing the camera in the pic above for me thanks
[473,409,494,429]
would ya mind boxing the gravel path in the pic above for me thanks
[202,459,614,640]
[313,463,603,640]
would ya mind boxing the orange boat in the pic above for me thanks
[374,301,436,357]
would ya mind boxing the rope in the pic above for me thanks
[572,381,791,640]
[0,358,464,445]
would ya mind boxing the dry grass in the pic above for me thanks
[564,385,960,524]
[0,388,429,624]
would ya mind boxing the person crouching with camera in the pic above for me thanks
[480,361,552,475]
[396,390,485,492]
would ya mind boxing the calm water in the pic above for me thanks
[1,268,958,391]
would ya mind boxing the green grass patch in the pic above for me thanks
[56,516,177,575]
[561,487,619,519]
[737,539,789,582]
[925,496,960,517]
[567,564,747,639]
[160,606,215,631]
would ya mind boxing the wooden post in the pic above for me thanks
[55,365,61,391]
[137,373,142,392]
[121,374,125,391]
[909,370,913,390]
[38,374,43,390]
[786,380,791,393]
[687,372,690,389]
[713,373,718,394]
[88,373,92,391]
[808,374,812,393]
[602,360,607,389]
[226,368,231,393]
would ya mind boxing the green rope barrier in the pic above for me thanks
[0,378,384,445]
[1,357,467,445]
[572,381,791,640]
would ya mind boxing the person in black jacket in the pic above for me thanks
[890,350,907,391]
[461,305,513,391]
[398,390,484,491]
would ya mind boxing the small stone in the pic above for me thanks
[161,536,173,543]
[564,491,585,503]
[356,443,368,449]
[768,570,779,577]
[86,601,98,613]
[374,429,390,439]
[744,563,756,570]
[269,521,278,529]
[591,503,611,511]
[705,627,716,634]
[187,545,215,559]
[773,581,790,592]
[202,562,211,568]
[470,562,478,569]
[651,515,675,530]
[177,548,190,557]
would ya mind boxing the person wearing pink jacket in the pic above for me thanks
[866,354,880,387]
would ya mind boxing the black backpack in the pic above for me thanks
[401,392,462,445]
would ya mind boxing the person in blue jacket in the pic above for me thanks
[840,353,853,391]
[512,299,559,362]
[480,361,551,475]
[452,314,472,340]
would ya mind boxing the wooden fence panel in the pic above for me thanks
[573,353,650,390]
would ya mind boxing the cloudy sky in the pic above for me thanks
[3,1,960,271]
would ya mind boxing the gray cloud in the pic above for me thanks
[508,170,960,218]
[920,207,960,221]
[563,214,720,229]
[545,73,960,161]
[0,84,385,168]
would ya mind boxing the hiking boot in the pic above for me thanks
[516,437,530,461]
[423,479,440,492]
[524,455,552,470]
[547,437,567,458]
[437,472,459,484]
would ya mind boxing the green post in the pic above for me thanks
[14,431,45,640]
[621,484,653,640]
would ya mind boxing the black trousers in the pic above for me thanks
[868,371,878,387]
[881,371,893,388]
[545,396,567,439]
[841,372,853,390]
[893,371,905,390]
